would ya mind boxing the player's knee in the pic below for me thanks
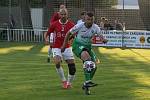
[54,55,61,64]
[68,63,76,75]
[81,51,91,61]
[56,63,61,69]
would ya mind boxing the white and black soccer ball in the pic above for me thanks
[83,61,96,71]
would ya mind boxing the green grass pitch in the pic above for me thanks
[0,42,150,100]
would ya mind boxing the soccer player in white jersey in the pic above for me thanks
[61,12,107,95]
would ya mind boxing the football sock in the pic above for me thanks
[67,74,75,85]
[56,67,66,81]
[83,69,92,81]
[90,67,97,79]
[48,47,51,57]
[83,61,96,82]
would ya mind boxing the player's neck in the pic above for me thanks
[84,23,92,29]
[59,19,68,24]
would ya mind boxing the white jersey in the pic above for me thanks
[69,22,101,45]
[77,19,84,24]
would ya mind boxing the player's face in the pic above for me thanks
[85,15,94,28]
[60,9,68,21]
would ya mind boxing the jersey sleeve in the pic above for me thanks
[95,25,102,36]
[95,25,105,41]
[49,12,60,25]
[69,22,83,35]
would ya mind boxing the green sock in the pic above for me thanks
[83,67,97,82]
[90,67,97,80]
[83,69,91,81]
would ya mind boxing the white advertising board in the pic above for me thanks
[92,31,150,48]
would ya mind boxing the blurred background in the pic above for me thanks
[0,0,150,30]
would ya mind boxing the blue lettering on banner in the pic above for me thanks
[130,32,145,35]
[94,31,150,48]
[131,37,136,39]
[146,33,150,35]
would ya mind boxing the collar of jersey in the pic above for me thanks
[59,19,68,25]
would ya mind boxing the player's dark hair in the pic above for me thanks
[86,12,94,17]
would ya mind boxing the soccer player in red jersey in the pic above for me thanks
[45,8,76,89]
[46,4,66,63]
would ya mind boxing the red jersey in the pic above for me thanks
[47,20,75,48]
[49,12,61,26]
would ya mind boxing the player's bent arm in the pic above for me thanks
[44,31,47,40]
[96,26,108,43]
[61,32,72,52]
[97,32,108,44]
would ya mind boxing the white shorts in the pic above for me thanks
[52,47,74,60]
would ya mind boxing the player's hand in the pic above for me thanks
[103,39,108,44]
[44,37,49,45]
[49,42,53,47]
[96,59,100,64]
[61,46,65,52]
[45,41,49,45]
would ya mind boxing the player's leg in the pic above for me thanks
[47,32,54,62]
[89,49,98,80]
[72,42,96,81]
[80,50,92,95]
[79,49,97,95]
[52,48,66,88]
[64,47,76,89]
[81,48,96,82]
[81,49,97,86]
[47,46,51,62]
[72,42,96,94]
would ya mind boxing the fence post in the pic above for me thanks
[7,26,10,41]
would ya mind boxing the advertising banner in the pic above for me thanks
[92,31,150,48]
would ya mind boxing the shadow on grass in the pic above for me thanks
[0,42,149,100]
[0,42,47,55]
[93,47,150,100]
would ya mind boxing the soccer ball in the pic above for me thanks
[83,61,96,71]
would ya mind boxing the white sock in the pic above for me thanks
[56,67,66,82]
[67,74,75,85]
[48,47,51,57]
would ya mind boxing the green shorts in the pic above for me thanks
[72,39,97,62]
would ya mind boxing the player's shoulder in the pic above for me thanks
[68,20,75,25]
[77,19,83,24]
[92,24,101,32]
[93,23,99,28]
[76,22,84,27]
[51,20,59,26]
[93,24,101,29]
[52,12,59,17]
